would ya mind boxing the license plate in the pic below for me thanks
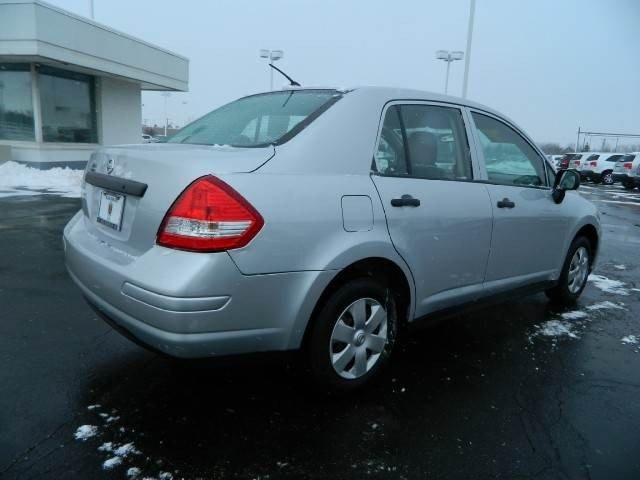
[97,191,125,231]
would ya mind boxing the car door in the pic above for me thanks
[371,102,493,317]
[467,110,569,291]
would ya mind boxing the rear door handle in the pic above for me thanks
[391,194,421,207]
[497,198,515,209]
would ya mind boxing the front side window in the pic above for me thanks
[39,66,97,143]
[0,63,35,141]
[169,89,340,147]
[472,112,546,187]
[374,104,472,180]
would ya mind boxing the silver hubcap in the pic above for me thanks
[568,246,589,293]
[329,298,388,379]
[603,173,613,184]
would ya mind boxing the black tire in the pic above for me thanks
[545,236,592,304]
[623,180,635,190]
[591,176,602,184]
[307,277,398,392]
[601,170,614,185]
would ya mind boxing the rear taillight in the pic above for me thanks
[590,161,597,167]
[574,161,581,166]
[624,162,633,170]
[560,160,569,169]
[157,175,264,252]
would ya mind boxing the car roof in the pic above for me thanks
[281,85,502,113]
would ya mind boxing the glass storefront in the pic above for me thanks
[38,65,97,143]
[0,63,36,141]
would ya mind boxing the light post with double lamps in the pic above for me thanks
[435,50,464,95]
[259,49,284,91]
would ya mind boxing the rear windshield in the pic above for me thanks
[586,154,599,161]
[621,154,637,162]
[168,89,341,147]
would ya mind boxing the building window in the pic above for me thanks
[38,66,97,143]
[0,63,36,141]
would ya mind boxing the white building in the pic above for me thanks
[0,0,188,167]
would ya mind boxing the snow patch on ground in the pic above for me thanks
[621,335,638,345]
[614,264,627,270]
[158,472,174,480]
[561,310,588,320]
[103,456,123,470]
[586,301,625,311]
[74,425,98,441]
[114,442,140,457]
[533,320,579,339]
[126,467,142,478]
[588,274,629,295]
[0,161,83,198]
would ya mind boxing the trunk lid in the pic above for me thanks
[81,144,275,257]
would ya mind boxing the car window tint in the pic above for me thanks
[471,112,547,187]
[399,105,472,180]
[374,106,408,176]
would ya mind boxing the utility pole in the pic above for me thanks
[576,126,581,152]
[89,0,94,19]
[461,0,476,99]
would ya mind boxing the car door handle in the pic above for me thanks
[391,195,421,207]
[496,198,515,209]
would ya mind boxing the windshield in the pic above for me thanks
[168,89,341,147]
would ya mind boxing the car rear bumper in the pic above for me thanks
[63,211,334,358]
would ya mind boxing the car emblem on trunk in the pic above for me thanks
[106,157,115,174]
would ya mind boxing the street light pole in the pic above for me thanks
[461,0,476,99]
[435,50,464,95]
[260,49,284,90]
[161,92,171,137]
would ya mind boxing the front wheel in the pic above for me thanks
[546,237,592,304]
[307,277,397,392]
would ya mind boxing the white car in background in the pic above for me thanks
[612,152,640,190]
[141,134,160,143]
[557,153,582,170]
[579,152,624,185]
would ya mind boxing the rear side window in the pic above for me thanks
[605,154,623,162]
[374,104,472,180]
[168,89,341,147]
[471,112,547,187]
[586,154,600,161]
[621,154,636,162]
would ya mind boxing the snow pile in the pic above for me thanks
[74,425,98,441]
[534,319,579,339]
[0,161,83,198]
[621,335,638,345]
[587,274,629,296]
[614,265,627,270]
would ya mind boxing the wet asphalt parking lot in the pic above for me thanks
[1,183,640,480]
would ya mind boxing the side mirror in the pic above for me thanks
[552,169,580,203]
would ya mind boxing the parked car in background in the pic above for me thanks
[579,152,624,184]
[141,134,159,143]
[63,87,600,390]
[613,152,640,190]
[557,153,582,170]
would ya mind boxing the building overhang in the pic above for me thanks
[0,0,189,91]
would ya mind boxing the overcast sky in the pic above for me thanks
[49,0,640,146]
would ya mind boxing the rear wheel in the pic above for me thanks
[546,236,592,304]
[601,170,614,185]
[307,277,397,392]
